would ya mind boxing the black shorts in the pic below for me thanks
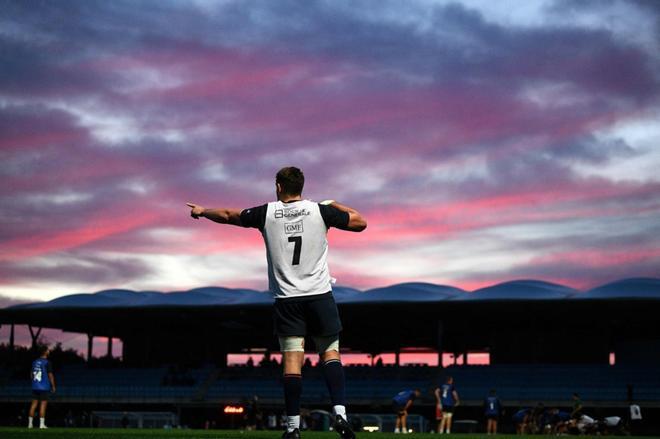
[274,292,342,336]
[443,405,454,414]
[392,402,406,415]
[486,414,499,421]
[32,390,50,401]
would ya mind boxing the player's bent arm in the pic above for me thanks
[329,201,367,232]
[186,203,242,226]
[453,390,460,405]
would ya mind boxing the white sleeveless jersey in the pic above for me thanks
[241,199,349,299]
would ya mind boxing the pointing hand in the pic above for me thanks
[186,202,205,219]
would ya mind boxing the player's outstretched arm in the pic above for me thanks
[326,201,367,232]
[186,203,242,226]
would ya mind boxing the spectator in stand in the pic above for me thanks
[437,376,459,434]
[392,389,421,434]
[483,389,503,435]
[28,346,56,429]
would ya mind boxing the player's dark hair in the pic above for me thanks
[37,345,48,356]
[276,167,305,195]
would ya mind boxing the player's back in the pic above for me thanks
[441,383,455,406]
[262,200,332,299]
[393,389,414,406]
[31,358,50,391]
[485,396,500,415]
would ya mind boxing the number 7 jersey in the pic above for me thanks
[240,200,349,299]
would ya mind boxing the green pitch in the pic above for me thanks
[0,429,657,439]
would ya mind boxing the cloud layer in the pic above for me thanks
[1,0,659,307]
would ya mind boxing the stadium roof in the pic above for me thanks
[4,278,660,312]
[571,277,660,300]
[454,279,578,301]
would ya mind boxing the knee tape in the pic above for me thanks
[279,336,305,352]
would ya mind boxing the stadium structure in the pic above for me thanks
[1,277,659,432]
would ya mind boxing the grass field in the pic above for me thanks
[0,429,658,439]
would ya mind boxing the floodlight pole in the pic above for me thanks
[9,323,15,350]
[437,320,444,368]
[107,336,113,358]
[87,333,94,361]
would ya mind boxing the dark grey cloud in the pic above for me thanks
[0,253,153,285]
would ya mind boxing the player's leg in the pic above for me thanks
[308,294,353,438]
[280,337,305,436]
[447,412,453,433]
[39,400,48,428]
[315,336,346,418]
[274,298,307,438]
[28,399,38,428]
[401,411,408,433]
[316,336,353,439]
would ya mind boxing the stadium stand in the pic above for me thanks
[1,278,659,430]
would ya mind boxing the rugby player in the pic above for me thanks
[187,166,366,439]
[438,376,460,434]
[484,388,502,435]
[392,389,421,433]
[28,346,56,429]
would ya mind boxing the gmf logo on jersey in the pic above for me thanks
[284,220,304,235]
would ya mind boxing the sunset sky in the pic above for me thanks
[2,0,660,322]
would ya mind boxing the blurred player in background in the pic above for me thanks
[438,376,460,434]
[392,389,421,433]
[570,393,583,419]
[484,388,503,434]
[512,407,531,434]
[433,386,443,432]
[28,346,56,429]
[188,166,366,439]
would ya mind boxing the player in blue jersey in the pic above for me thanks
[512,407,531,434]
[28,346,56,429]
[392,389,421,433]
[437,376,460,434]
[484,389,503,434]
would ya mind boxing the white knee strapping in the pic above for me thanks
[278,335,339,353]
[312,335,339,353]
[279,336,305,352]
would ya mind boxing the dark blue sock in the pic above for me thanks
[283,374,302,416]
[322,359,346,406]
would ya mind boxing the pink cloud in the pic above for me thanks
[0,210,159,263]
